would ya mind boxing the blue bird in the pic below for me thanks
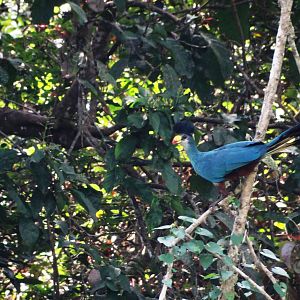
[172,120,300,193]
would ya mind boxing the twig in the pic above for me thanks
[246,236,281,289]
[47,218,60,299]
[231,0,247,68]
[215,253,274,300]
[220,0,294,298]
[288,21,300,75]
[128,193,153,257]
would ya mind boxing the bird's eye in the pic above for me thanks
[182,135,187,140]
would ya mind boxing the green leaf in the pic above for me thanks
[157,235,176,247]
[237,280,254,291]
[110,58,128,79]
[149,111,172,141]
[0,149,18,171]
[97,61,117,86]
[127,113,146,129]
[260,249,280,261]
[217,1,250,43]
[19,217,39,248]
[184,240,204,253]
[106,279,119,291]
[189,175,218,201]
[30,149,45,163]
[78,79,100,96]
[114,0,127,13]
[178,216,197,223]
[195,227,214,238]
[224,291,235,300]
[55,220,69,235]
[205,242,224,255]
[271,267,290,278]
[223,255,233,267]
[30,160,51,194]
[231,233,243,246]
[160,39,194,78]
[162,163,181,194]
[31,0,57,24]
[149,111,160,133]
[273,282,287,297]
[209,286,221,300]
[0,58,17,86]
[170,227,186,239]
[115,135,138,161]
[161,64,181,98]
[199,254,214,270]
[203,273,219,280]
[55,192,68,211]
[72,190,97,221]
[0,66,9,85]
[199,32,233,86]
[68,1,88,24]
[159,253,174,264]
[215,211,234,230]
[8,189,30,216]
[221,270,234,281]
[44,192,56,216]
[124,177,153,203]
[119,274,131,292]
[145,198,163,230]
[31,188,44,218]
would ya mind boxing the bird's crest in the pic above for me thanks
[173,120,195,136]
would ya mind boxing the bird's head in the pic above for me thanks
[172,120,195,148]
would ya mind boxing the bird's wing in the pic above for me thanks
[194,142,267,182]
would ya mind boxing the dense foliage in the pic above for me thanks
[1,0,300,299]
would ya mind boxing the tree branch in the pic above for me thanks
[0,107,122,149]
[220,0,294,298]
[288,21,300,75]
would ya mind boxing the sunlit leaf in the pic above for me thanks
[157,235,176,247]
[159,253,174,264]
[260,249,280,261]
[271,267,290,278]
[68,1,88,24]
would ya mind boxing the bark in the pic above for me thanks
[220,0,294,298]
[0,107,123,149]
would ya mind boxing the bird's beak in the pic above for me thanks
[172,135,181,145]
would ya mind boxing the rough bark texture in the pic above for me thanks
[0,107,123,149]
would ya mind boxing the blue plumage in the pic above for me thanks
[173,121,300,183]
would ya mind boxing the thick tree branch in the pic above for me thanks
[0,107,122,149]
[220,0,294,298]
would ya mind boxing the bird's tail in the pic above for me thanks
[267,123,300,155]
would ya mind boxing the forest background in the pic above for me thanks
[1,0,300,299]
